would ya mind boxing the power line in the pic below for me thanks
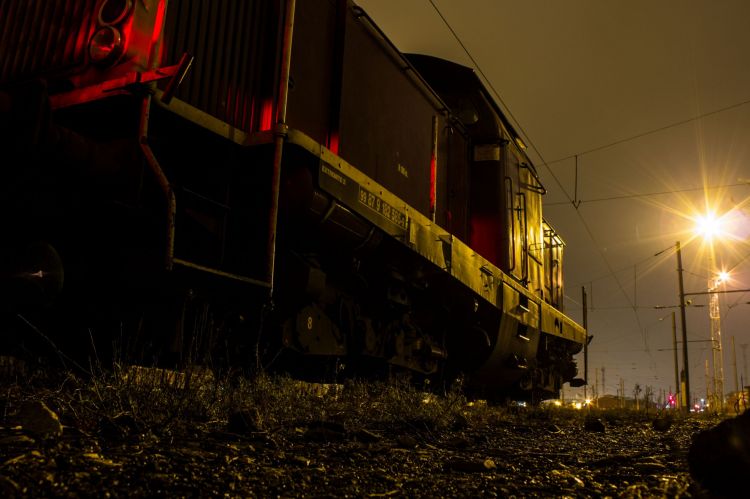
[568,246,674,289]
[425,0,643,334]
[542,98,750,168]
[545,181,750,207]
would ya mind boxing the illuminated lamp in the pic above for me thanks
[89,26,124,64]
[98,0,133,26]
[693,212,723,241]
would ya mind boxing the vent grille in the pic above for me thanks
[161,0,279,131]
[0,0,98,86]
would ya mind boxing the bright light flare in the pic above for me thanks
[717,270,730,283]
[693,212,724,241]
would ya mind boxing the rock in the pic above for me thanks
[443,436,471,449]
[0,476,20,497]
[99,413,140,441]
[651,416,672,432]
[353,428,381,443]
[584,416,605,433]
[308,420,346,433]
[546,424,563,434]
[303,422,346,442]
[394,435,418,448]
[634,460,666,473]
[289,455,313,466]
[451,413,470,431]
[447,458,496,472]
[0,434,35,446]
[17,400,62,439]
[688,409,750,497]
[227,410,260,434]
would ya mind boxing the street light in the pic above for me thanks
[693,211,728,412]
[661,208,736,413]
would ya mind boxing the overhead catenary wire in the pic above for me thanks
[425,0,644,334]
[545,181,750,207]
[541,98,750,169]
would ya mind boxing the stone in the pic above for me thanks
[353,428,381,443]
[443,436,471,449]
[584,416,605,433]
[17,400,62,439]
[227,410,260,434]
[688,409,750,497]
[394,435,418,448]
[651,416,672,432]
[447,458,496,472]
[99,413,140,440]
[304,424,346,442]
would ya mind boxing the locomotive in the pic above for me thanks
[0,0,586,400]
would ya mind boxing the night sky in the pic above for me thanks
[358,0,750,404]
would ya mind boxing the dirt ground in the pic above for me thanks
[0,367,733,498]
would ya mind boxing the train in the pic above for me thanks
[0,0,586,401]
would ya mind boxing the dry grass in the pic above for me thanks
[1,364,474,436]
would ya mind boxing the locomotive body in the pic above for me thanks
[0,0,585,399]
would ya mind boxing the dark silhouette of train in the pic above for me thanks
[0,0,586,400]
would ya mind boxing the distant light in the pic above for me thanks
[694,212,724,240]
[718,271,730,283]
[585,398,592,405]
[553,400,562,407]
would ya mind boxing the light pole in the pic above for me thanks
[671,311,680,409]
[695,212,728,413]
[708,268,725,412]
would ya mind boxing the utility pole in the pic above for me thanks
[582,286,588,401]
[671,311,680,409]
[602,367,606,397]
[676,242,691,413]
[732,336,739,394]
[705,359,711,410]
[594,367,599,406]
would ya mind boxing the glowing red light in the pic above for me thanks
[328,132,339,155]
[149,0,167,63]
[259,99,274,131]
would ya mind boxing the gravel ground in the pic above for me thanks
[0,369,731,498]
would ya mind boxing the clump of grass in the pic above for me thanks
[331,377,468,431]
[53,364,231,433]
[220,373,469,433]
